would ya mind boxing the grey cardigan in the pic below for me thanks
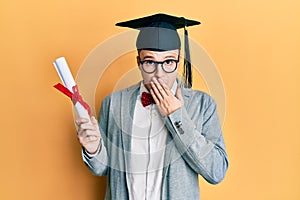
[82,82,228,200]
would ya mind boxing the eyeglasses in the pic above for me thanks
[139,58,179,74]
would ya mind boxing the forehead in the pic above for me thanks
[139,49,180,58]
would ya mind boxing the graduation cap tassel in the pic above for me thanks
[184,25,192,88]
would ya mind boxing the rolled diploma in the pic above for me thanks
[53,57,91,120]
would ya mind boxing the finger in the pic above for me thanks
[152,78,168,97]
[78,129,100,138]
[86,135,98,142]
[150,81,163,101]
[91,116,97,122]
[80,135,99,145]
[158,79,172,96]
[77,128,85,136]
[75,118,89,126]
[150,88,160,105]
[81,123,97,131]
[85,129,100,137]
[176,85,184,102]
[91,116,99,126]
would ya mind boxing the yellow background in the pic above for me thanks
[1,0,300,199]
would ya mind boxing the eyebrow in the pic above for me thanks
[141,54,178,60]
[142,55,155,60]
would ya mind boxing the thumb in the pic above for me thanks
[175,85,183,102]
[91,116,98,125]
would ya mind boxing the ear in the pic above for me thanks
[177,49,181,65]
[136,55,141,70]
[177,57,182,70]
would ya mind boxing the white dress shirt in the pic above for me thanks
[127,81,177,200]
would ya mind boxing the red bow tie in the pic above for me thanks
[141,92,155,107]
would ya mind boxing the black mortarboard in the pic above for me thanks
[116,13,200,88]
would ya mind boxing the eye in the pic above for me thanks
[164,59,176,66]
[143,60,155,65]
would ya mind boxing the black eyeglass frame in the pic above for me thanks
[139,56,180,74]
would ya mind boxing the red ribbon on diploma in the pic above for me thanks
[53,83,92,116]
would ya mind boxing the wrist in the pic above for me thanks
[84,141,101,156]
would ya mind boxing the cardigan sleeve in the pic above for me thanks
[164,92,229,184]
[81,97,110,176]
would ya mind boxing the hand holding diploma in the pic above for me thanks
[76,116,101,154]
[53,57,101,154]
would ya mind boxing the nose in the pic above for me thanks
[154,63,164,78]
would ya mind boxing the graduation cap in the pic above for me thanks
[116,13,200,88]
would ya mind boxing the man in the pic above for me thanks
[76,13,228,200]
